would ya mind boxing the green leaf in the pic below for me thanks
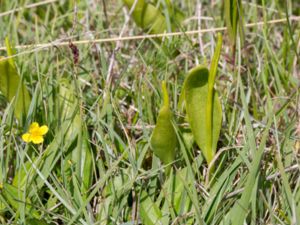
[150,81,177,173]
[123,0,167,34]
[224,0,244,46]
[183,66,222,164]
[123,0,145,27]
[0,38,31,122]
[206,34,223,164]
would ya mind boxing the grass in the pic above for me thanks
[0,0,299,224]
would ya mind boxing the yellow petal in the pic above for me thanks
[31,136,44,144]
[38,125,49,135]
[22,133,31,143]
[29,122,39,132]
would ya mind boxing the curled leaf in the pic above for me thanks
[183,66,222,164]
[150,81,177,171]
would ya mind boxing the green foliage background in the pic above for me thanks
[0,0,299,224]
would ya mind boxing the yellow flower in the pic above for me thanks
[22,122,48,144]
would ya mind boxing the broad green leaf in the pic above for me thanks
[150,81,177,173]
[183,66,222,164]
[0,38,31,122]
[143,4,167,33]
[123,0,167,34]
[123,0,145,27]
